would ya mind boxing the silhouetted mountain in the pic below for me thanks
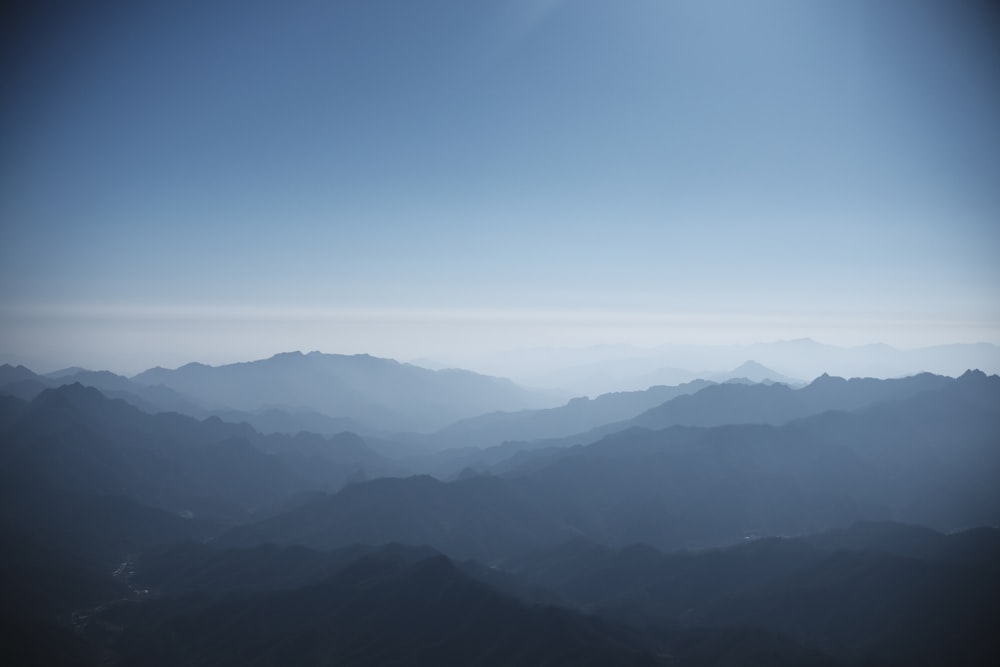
[253,430,397,487]
[221,372,1000,558]
[131,539,558,609]
[0,377,52,402]
[720,360,801,384]
[95,551,660,667]
[700,547,999,666]
[1,386,286,521]
[0,385,393,522]
[506,523,1000,666]
[801,520,1000,563]
[0,363,46,385]
[0,525,127,620]
[628,360,801,392]
[132,542,439,598]
[798,370,955,410]
[51,370,208,414]
[5,361,997,666]
[72,540,840,667]
[0,392,29,429]
[0,364,55,403]
[630,370,951,430]
[0,482,219,570]
[126,538,844,665]
[131,351,557,432]
[630,382,805,428]
[1,364,394,439]
[430,379,716,449]
[1,365,209,415]
[218,474,574,561]
[512,372,1000,549]
[539,370,955,449]
[507,522,1000,616]
[400,372,956,478]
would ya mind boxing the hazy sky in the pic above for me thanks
[2,0,998,372]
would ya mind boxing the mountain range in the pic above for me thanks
[452,340,1000,395]
[1,351,997,666]
[130,351,558,431]
[219,371,1000,558]
[1,351,562,434]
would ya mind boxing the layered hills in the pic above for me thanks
[1,353,997,666]
[130,351,557,431]
[1,351,561,435]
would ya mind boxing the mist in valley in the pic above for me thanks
[2,1,999,665]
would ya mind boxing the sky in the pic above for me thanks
[1,0,999,374]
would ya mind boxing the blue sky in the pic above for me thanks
[1,0,998,372]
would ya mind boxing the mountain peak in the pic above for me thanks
[808,372,847,387]
[266,351,306,364]
[39,381,102,400]
[731,360,772,374]
[178,362,211,371]
[721,360,797,384]
[29,382,130,419]
[956,369,995,388]
[0,364,41,384]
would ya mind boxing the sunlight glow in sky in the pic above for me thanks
[1,0,998,372]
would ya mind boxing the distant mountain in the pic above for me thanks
[720,360,801,384]
[220,371,1000,558]
[635,370,951,428]
[499,341,1000,395]
[1,364,390,438]
[627,360,802,394]
[131,351,557,432]
[429,379,716,450]
[5,359,999,667]
[0,376,51,402]
[516,359,798,397]
[57,369,209,412]
[630,382,806,429]
[518,358,702,397]
[541,370,955,447]
[2,364,204,414]
[0,384,394,523]
[521,371,1000,545]
[404,369,937,476]
[0,363,42,385]
[0,364,55,402]
[43,366,91,379]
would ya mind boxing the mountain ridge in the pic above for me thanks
[129,351,557,432]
